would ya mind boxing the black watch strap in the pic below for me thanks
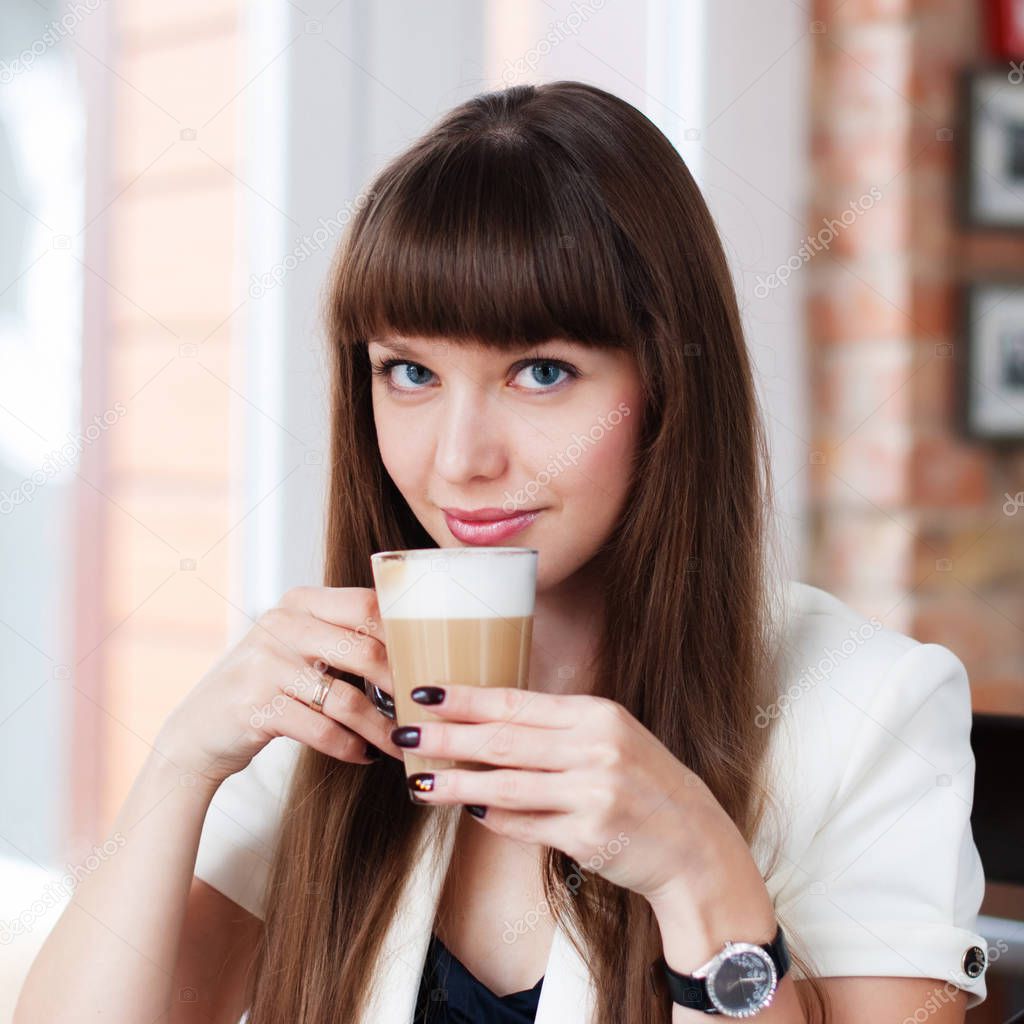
[649,922,790,1013]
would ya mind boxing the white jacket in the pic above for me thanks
[194,580,991,1020]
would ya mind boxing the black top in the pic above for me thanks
[414,930,544,1023]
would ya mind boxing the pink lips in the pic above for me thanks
[442,508,542,545]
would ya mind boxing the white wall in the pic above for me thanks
[698,1,812,582]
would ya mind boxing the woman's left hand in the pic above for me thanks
[392,683,750,906]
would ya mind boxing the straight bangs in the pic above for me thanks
[330,132,649,354]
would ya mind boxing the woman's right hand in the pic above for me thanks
[155,585,406,789]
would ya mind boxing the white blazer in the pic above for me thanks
[195,581,991,1021]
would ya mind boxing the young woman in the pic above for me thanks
[16,81,988,1024]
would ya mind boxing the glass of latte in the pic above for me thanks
[369,546,538,781]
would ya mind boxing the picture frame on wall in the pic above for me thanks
[956,65,1024,230]
[958,279,1024,443]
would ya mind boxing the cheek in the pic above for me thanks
[543,397,640,504]
[373,405,423,488]
[585,417,636,485]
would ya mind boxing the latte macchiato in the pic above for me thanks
[370,547,538,780]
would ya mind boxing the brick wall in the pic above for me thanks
[808,0,1024,716]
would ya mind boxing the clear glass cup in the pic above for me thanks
[370,546,538,780]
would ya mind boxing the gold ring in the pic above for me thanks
[310,675,333,712]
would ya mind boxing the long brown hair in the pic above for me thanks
[243,80,830,1024]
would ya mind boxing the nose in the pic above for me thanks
[433,386,509,484]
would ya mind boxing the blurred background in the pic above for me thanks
[2,0,1024,1020]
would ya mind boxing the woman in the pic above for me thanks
[16,81,988,1024]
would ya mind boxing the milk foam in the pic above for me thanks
[371,549,537,619]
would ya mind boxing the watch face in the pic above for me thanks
[706,946,778,1017]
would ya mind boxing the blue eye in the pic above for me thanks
[369,357,579,395]
[521,362,567,389]
[373,361,433,389]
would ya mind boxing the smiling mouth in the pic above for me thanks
[441,506,543,521]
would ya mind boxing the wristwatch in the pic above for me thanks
[650,922,790,1017]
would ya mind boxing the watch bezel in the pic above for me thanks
[704,942,779,1018]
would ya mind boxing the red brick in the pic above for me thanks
[821,27,913,109]
[816,511,913,591]
[823,0,911,22]
[909,279,954,341]
[909,435,995,506]
[807,0,1023,685]
[817,340,915,432]
[908,336,956,426]
[911,516,1024,585]
[959,233,1024,266]
[910,595,1002,667]
[812,187,904,258]
[808,268,914,344]
[813,429,912,506]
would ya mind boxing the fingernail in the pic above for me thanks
[371,687,396,719]
[465,805,487,819]
[408,772,435,794]
[391,726,421,748]
[411,686,446,705]
[364,743,383,761]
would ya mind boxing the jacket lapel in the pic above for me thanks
[535,916,597,1022]
[358,805,597,1022]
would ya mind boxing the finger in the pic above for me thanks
[265,692,386,765]
[325,662,395,701]
[396,719,577,770]
[278,585,384,636]
[459,807,565,847]
[407,684,580,728]
[279,584,388,649]
[370,662,395,696]
[290,669,407,760]
[407,768,576,812]
[261,606,392,695]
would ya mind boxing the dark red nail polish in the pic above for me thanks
[465,805,487,819]
[408,772,435,794]
[391,726,421,748]
[370,686,396,719]
[411,686,446,705]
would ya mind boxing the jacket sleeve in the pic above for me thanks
[772,641,991,1011]
[192,736,300,920]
